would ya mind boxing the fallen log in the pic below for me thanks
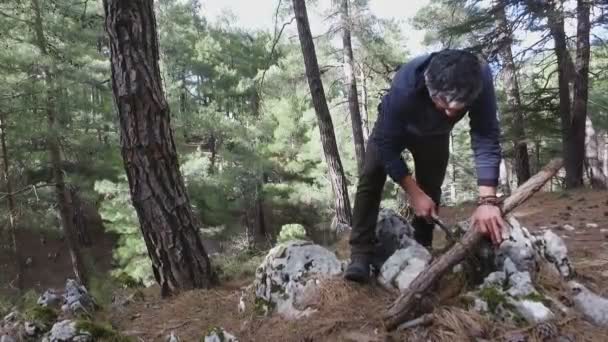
[384,158,564,331]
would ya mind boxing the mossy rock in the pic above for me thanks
[75,320,134,342]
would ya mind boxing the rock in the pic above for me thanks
[374,209,416,263]
[25,257,33,267]
[166,331,180,342]
[569,281,608,327]
[24,321,38,336]
[535,230,573,279]
[378,244,431,292]
[46,320,92,342]
[0,336,15,342]
[585,223,599,229]
[505,271,535,298]
[514,299,554,323]
[2,312,18,325]
[38,290,63,308]
[203,327,238,342]
[562,224,575,232]
[62,279,96,315]
[254,240,343,319]
[495,217,538,275]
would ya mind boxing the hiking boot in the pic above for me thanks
[344,254,371,283]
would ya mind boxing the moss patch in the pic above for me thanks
[75,320,134,342]
[478,286,509,314]
[25,306,58,329]
[522,292,552,307]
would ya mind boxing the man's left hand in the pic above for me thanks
[471,204,505,246]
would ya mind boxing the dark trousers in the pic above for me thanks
[349,134,450,256]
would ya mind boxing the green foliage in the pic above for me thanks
[277,224,307,243]
[75,320,134,342]
[94,179,154,287]
[212,250,265,282]
[24,306,58,329]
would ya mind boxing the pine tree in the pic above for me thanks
[103,0,214,296]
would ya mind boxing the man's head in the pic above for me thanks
[424,49,483,118]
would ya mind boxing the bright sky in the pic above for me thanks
[200,0,432,55]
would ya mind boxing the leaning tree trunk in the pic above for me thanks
[495,1,531,185]
[359,66,370,144]
[571,0,592,188]
[341,0,365,176]
[0,112,21,291]
[31,0,88,285]
[293,0,352,225]
[103,0,214,296]
[585,117,607,188]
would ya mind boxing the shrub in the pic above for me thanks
[277,224,307,243]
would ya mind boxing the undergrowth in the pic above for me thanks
[212,249,266,282]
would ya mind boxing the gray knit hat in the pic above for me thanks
[424,49,484,107]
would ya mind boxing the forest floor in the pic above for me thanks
[109,189,608,341]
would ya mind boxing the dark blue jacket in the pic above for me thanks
[371,53,502,187]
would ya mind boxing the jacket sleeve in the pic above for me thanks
[468,63,502,187]
[371,84,412,184]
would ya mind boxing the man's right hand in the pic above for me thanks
[401,175,437,219]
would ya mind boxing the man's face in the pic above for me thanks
[431,95,467,119]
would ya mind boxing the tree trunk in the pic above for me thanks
[570,0,591,188]
[359,66,370,144]
[495,1,531,185]
[293,0,352,225]
[544,0,582,188]
[0,112,21,291]
[341,0,365,176]
[604,133,608,178]
[31,0,88,285]
[68,185,93,246]
[103,0,214,296]
[384,159,564,330]
[585,117,607,188]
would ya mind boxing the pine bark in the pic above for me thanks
[341,0,366,176]
[571,0,592,188]
[31,0,88,285]
[495,2,531,185]
[103,0,214,296]
[0,113,21,290]
[544,0,584,188]
[293,0,352,225]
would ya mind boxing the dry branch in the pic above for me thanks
[383,158,564,331]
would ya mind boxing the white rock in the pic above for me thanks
[379,244,431,292]
[562,224,575,232]
[506,272,536,298]
[473,298,489,313]
[0,336,15,342]
[585,223,599,229]
[514,299,554,323]
[569,281,608,327]
[166,331,180,342]
[204,328,238,342]
[38,290,63,308]
[47,320,92,342]
[254,240,342,319]
[63,279,96,315]
[496,217,538,274]
[536,230,573,279]
[601,229,608,234]
[2,312,18,325]
[24,321,37,336]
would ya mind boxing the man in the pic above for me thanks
[345,49,506,283]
